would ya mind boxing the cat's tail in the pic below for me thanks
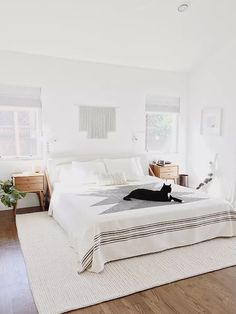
[170,195,183,203]
[123,195,132,201]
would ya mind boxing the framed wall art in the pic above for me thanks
[201,107,222,136]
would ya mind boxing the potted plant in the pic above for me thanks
[0,179,26,208]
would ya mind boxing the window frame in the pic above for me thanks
[0,105,43,160]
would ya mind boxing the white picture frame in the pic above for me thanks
[201,107,222,136]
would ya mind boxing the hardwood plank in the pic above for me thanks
[0,208,39,314]
[1,208,236,314]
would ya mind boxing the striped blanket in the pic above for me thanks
[49,177,236,273]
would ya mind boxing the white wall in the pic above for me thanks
[187,39,236,203]
[0,51,187,209]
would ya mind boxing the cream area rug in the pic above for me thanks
[16,212,236,314]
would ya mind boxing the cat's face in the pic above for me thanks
[163,183,172,193]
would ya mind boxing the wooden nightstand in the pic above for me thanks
[150,164,179,184]
[12,173,45,215]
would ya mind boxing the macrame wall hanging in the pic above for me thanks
[78,105,116,139]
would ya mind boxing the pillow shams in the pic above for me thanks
[58,166,78,186]
[104,158,142,181]
[134,157,145,176]
[56,157,145,186]
[54,163,71,183]
[72,160,107,184]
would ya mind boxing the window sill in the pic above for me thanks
[0,157,43,161]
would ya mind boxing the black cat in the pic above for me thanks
[123,183,182,203]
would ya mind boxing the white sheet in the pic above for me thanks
[49,176,236,273]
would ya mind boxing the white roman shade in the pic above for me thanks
[145,95,180,113]
[0,85,42,158]
[0,85,41,108]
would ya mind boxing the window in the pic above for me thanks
[145,96,180,153]
[0,85,42,159]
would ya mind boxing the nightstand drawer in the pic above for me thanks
[15,183,44,192]
[159,166,176,174]
[14,176,43,185]
[161,172,178,179]
[13,175,44,192]
[159,168,178,177]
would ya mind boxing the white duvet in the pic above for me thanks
[49,176,236,273]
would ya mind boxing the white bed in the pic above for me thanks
[48,155,236,273]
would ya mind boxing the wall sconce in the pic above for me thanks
[132,134,138,143]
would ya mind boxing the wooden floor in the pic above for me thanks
[1,209,236,314]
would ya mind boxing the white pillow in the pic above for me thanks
[104,158,141,181]
[72,160,107,184]
[57,163,72,181]
[58,166,78,186]
[96,172,127,186]
[134,157,145,176]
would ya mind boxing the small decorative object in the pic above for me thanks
[157,160,165,166]
[131,134,138,142]
[179,174,189,187]
[0,179,26,208]
[196,156,217,190]
[201,107,222,136]
[32,161,42,173]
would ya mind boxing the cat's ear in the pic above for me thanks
[169,184,171,187]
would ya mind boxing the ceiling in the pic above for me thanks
[0,0,235,72]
